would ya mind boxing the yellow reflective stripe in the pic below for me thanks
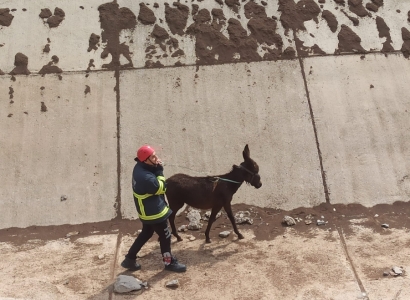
[139,206,170,220]
[155,179,165,195]
[157,176,165,181]
[138,197,146,216]
[133,192,152,200]
[133,192,153,217]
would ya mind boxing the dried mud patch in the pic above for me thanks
[2,201,410,247]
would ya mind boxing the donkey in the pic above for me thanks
[165,145,262,243]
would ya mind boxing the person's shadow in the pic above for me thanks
[86,239,239,299]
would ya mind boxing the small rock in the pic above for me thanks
[98,254,105,260]
[188,236,196,241]
[236,217,253,225]
[235,211,250,218]
[60,195,67,201]
[235,211,253,224]
[282,216,296,226]
[333,208,336,211]
[66,231,79,237]
[383,271,389,276]
[166,279,179,288]
[317,220,326,226]
[381,224,389,228]
[187,209,202,230]
[219,231,230,238]
[374,214,379,217]
[178,225,188,232]
[114,275,142,293]
[392,266,403,275]
[305,214,314,220]
[305,220,312,225]
[295,217,303,222]
[187,209,201,222]
[187,222,203,230]
[203,211,222,221]
[63,280,69,285]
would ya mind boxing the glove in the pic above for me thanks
[154,164,164,177]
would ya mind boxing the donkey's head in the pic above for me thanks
[236,144,262,189]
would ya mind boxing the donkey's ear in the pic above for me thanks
[243,144,250,160]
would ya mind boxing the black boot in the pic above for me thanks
[121,257,141,271]
[164,256,186,273]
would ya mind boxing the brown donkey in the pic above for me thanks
[165,145,262,243]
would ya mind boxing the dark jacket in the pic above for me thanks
[132,160,171,224]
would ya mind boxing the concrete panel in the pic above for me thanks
[119,60,325,219]
[3,0,409,75]
[305,54,410,206]
[0,0,107,73]
[0,71,117,229]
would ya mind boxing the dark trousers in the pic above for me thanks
[126,219,171,260]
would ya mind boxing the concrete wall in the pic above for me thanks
[0,73,118,228]
[1,0,409,229]
[119,61,324,219]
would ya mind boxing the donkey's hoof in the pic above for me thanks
[205,239,211,243]
[238,234,244,240]
[177,237,183,242]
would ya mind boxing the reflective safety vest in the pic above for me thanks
[133,175,169,221]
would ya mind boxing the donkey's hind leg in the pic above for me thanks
[168,202,184,242]
[205,205,223,243]
[224,203,244,240]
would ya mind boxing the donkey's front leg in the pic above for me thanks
[224,203,244,240]
[204,205,223,243]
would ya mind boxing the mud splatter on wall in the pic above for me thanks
[375,16,393,52]
[39,8,65,28]
[98,2,136,69]
[1,0,410,74]
[401,27,410,58]
[88,34,100,52]
[0,8,14,26]
[138,3,156,25]
[39,55,62,75]
[9,53,30,75]
[322,10,338,33]
[337,25,365,53]
[165,3,189,36]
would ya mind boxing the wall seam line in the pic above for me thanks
[115,68,122,219]
[293,31,330,204]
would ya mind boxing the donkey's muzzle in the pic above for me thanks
[254,181,262,189]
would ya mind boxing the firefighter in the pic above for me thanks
[121,145,186,272]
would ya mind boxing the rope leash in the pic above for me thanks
[211,177,241,184]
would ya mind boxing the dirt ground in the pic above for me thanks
[1,202,410,299]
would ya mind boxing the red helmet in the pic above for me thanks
[137,145,155,161]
